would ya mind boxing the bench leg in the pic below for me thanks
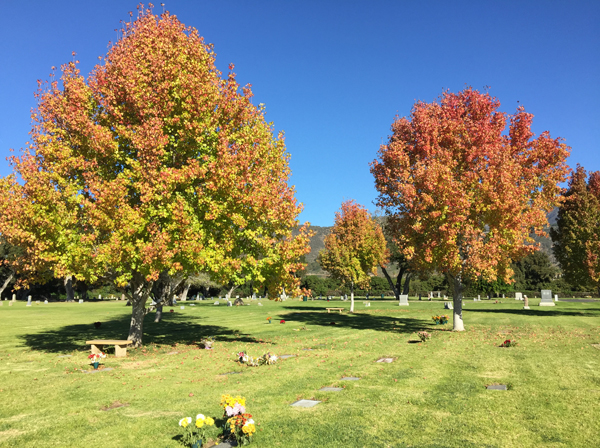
[115,344,128,357]
[91,344,103,355]
[327,309,331,313]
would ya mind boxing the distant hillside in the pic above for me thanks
[299,208,558,275]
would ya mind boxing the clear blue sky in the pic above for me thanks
[1,1,598,226]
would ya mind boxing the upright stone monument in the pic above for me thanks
[539,289,555,306]
[399,294,409,306]
[523,295,530,310]
[515,292,523,301]
[554,294,558,302]
[26,295,32,306]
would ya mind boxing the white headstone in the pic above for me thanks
[258,302,263,306]
[98,294,102,300]
[444,302,453,310]
[227,300,232,307]
[180,306,185,310]
[515,292,522,301]
[214,301,220,305]
[554,294,558,302]
[399,294,409,306]
[79,299,83,304]
[540,290,555,307]
[26,295,32,306]
[44,300,48,304]
[502,294,505,299]
[12,294,16,301]
[477,295,481,301]
[437,292,441,298]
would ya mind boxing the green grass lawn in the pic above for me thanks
[1,297,599,447]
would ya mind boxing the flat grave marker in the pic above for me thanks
[376,358,395,363]
[340,376,360,381]
[279,354,296,359]
[290,399,321,408]
[81,367,114,374]
[486,384,507,390]
[319,387,343,392]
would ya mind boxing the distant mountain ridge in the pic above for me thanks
[300,209,558,274]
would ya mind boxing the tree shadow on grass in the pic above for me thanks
[20,313,260,354]
[280,307,430,334]
[465,307,600,318]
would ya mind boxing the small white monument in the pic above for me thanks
[399,294,409,306]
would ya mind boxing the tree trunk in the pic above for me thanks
[126,275,153,347]
[380,265,400,300]
[179,281,190,301]
[154,305,163,323]
[226,285,237,300]
[402,273,412,295]
[350,281,355,312]
[64,275,75,302]
[0,273,14,299]
[451,275,465,331]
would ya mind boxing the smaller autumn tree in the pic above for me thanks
[318,200,388,312]
[371,87,570,330]
[551,165,600,293]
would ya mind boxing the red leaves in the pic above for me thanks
[371,87,570,283]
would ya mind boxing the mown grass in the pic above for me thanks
[1,297,599,447]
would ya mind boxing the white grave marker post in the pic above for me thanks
[399,294,409,306]
[554,294,558,302]
[12,293,16,302]
[515,292,522,301]
[26,295,32,306]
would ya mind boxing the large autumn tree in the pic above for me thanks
[318,200,388,312]
[551,165,600,293]
[371,88,570,330]
[0,6,310,345]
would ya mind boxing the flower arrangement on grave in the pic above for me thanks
[499,339,517,347]
[280,319,285,324]
[237,351,278,367]
[199,337,215,350]
[220,394,256,445]
[266,317,272,324]
[178,413,216,447]
[431,314,449,325]
[88,352,106,369]
[417,331,431,342]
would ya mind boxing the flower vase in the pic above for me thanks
[92,362,99,370]
[192,440,202,448]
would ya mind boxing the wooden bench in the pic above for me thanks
[326,307,344,314]
[86,339,133,358]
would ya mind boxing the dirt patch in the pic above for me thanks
[0,429,25,442]
[100,401,129,411]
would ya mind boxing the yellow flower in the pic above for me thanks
[179,417,192,427]
[196,419,204,428]
[205,417,214,426]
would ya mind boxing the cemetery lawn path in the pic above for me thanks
[0,298,599,447]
